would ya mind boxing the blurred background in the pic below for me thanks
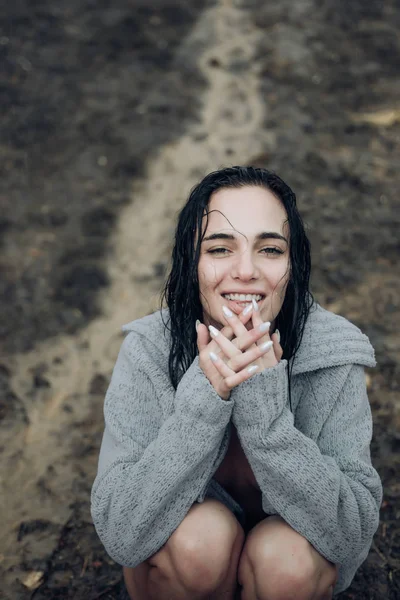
[1,1,399,598]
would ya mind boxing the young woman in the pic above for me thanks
[91,167,382,600]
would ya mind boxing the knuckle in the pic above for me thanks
[238,339,248,352]
[225,377,235,389]
[228,356,240,371]
[253,330,263,343]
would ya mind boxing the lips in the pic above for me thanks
[221,293,265,315]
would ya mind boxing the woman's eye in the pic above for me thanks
[261,247,284,255]
[208,247,230,255]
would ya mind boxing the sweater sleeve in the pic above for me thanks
[231,361,382,593]
[91,332,234,567]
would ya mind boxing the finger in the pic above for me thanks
[208,325,241,359]
[228,340,273,372]
[196,321,210,352]
[271,330,283,361]
[250,298,263,327]
[202,307,254,352]
[201,324,234,362]
[197,319,231,358]
[224,363,260,389]
[239,304,255,326]
[203,324,234,358]
[251,298,270,346]
[219,324,234,341]
[199,303,255,361]
[235,320,271,352]
[221,304,252,340]
[218,312,251,349]
[209,351,235,379]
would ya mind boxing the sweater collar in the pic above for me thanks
[291,304,376,375]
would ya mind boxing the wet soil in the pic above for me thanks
[1,0,399,598]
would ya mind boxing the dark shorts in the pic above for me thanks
[204,478,266,534]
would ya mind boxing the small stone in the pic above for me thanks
[149,15,161,26]
[22,571,44,590]
[97,156,108,167]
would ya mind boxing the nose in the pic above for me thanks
[232,249,259,281]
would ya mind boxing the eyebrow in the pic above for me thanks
[202,231,288,243]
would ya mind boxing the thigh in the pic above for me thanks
[124,498,245,600]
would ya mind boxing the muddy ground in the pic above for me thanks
[1,0,399,598]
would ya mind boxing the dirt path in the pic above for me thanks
[1,2,270,597]
[1,0,399,598]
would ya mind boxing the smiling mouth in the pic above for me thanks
[222,293,264,304]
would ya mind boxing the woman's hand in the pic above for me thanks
[197,304,283,400]
[196,307,253,400]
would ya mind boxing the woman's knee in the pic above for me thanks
[159,499,245,594]
[239,516,337,600]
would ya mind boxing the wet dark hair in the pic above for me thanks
[162,166,313,390]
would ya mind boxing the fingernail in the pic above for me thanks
[275,329,280,343]
[252,298,259,312]
[195,319,200,331]
[260,340,273,353]
[222,305,233,318]
[243,303,253,316]
[209,351,218,363]
[248,365,259,374]
[258,321,271,333]
[209,325,219,337]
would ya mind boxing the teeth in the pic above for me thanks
[223,293,262,302]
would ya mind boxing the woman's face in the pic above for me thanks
[198,185,290,329]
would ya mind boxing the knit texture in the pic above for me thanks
[91,304,382,595]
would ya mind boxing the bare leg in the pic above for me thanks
[124,499,245,600]
[238,516,338,600]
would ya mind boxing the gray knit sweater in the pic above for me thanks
[91,304,382,595]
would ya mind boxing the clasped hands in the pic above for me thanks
[197,300,283,400]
